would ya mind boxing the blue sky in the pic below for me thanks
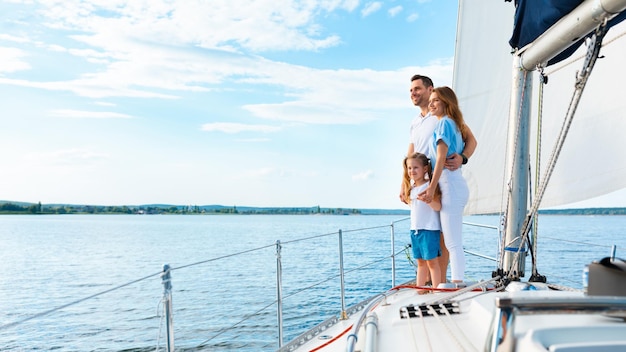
[1,0,459,209]
[2,0,625,210]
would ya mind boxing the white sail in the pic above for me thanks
[455,1,626,215]
[453,1,514,215]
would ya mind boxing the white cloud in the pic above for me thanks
[388,6,403,17]
[32,1,347,52]
[50,109,133,119]
[27,148,110,166]
[235,138,271,142]
[340,0,361,12]
[245,167,276,178]
[0,34,30,43]
[0,1,356,99]
[68,48,110,60]
[0,0,454,127]
[352,170,374,181]
[237,166,319,180]
[239,167,287,179]
[47,44,67,52]
[0,47,31,73]
[94,101,117,107]
[0,76,181,99]
[201,122,281,133]
[241,62,454,124]
[361,2,382,17]
[243,101,380,125]
[407,13,420,22]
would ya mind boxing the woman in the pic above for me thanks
[420,86,470,283]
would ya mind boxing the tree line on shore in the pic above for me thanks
[0,202,364,215]
[3,201,625,216]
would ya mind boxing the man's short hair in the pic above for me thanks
[410,74,433,88]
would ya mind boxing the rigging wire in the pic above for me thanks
[528,67,546,281]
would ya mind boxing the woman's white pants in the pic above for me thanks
[439,168,469,281]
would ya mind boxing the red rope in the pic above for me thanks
[392,284,496,292]
[309,324,353,352]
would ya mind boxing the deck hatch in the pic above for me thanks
[400,302,460,319]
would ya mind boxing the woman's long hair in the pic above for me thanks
[433,86,468,139]
[402,152,440,204]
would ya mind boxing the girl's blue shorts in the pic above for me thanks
[410,229,441,260]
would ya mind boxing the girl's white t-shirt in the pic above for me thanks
[410,182,441,231]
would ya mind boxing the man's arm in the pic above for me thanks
[461,125,477,158]
[444,125,477,170]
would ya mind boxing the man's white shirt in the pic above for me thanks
[409,112,438,156]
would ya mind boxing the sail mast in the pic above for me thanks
[502,63,532,279]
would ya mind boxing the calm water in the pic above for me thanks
[0,214,624,351]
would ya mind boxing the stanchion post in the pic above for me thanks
[161,264,175,352]
[390,222,396,288]
[611,245,617,261]
[276,240,284,348]
[339,229,347,320]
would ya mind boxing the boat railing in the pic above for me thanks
[1,217,621,351]
[0,216,413,351]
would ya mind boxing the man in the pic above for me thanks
[401,74,477,283]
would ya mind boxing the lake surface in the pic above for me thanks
[1,214,624,351]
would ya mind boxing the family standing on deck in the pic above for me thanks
[400,75,477,285]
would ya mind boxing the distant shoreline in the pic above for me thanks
[0,201,405,215]
[1,200,626,215]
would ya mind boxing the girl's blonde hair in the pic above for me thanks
[402,152,440,204]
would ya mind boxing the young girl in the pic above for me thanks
[402,152,442,289]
